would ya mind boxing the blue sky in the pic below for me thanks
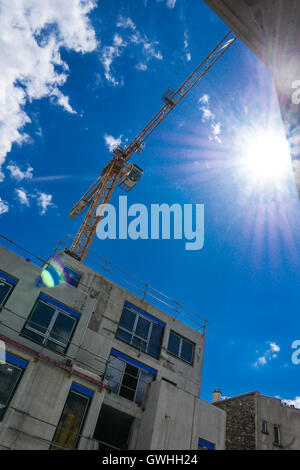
[1,0,300,405]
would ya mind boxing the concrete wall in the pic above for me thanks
[257,395,300,450]
[135,380,226,450]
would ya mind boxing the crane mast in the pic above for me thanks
[68,31,237,262]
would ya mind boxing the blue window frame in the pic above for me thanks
[21,294,80,354]
[198,438,215,450]
[116,302,165,359]
[0,353,27,421]
[106,349,156,405]
[0,270,17,311]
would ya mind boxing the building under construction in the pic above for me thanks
[1,0,300,452]
[0,240,225,450]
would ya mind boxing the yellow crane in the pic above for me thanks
[68,31,237,262]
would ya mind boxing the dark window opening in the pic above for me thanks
[0,355,27,421]
[0,272,17,311]
[94,405,134,451]
[64,267,81,288]
[167,331,195,364]
[105,353,155,405]
[262,420,268,433]
[274,425,280,445]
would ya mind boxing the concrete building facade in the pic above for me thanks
[0,243,226,450]
[204,0,300,196]
[213,391,300,450]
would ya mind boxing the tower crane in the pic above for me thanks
[67,31,237,262]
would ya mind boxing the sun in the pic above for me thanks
[241,131,291,182]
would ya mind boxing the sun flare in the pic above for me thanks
[242,132,291,182]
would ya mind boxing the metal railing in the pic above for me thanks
[85,250,207,333]
[0,233,207,333]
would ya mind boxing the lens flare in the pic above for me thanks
[38,255,70,288]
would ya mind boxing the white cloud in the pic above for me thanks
[210,122,222,144]
[156,0,176,8]
[101,34,127,86]
[253,341,281,367]
[135,62,148,71]
[0,0,97,178]
[280,397,300,409]
[100,16,163,85]
[199,94,222,143]
[199,94,210,105]
[0,197,9,215]
[270,342,280,353]
[116,16,136,30]
[200,107,215,122]
[167,0,176,7]
[36,191,54,215]
[15,188,30,206]
[184,30,191,62]
[51,89,77,115]
[6,162,33,182]
[104,134,122,152]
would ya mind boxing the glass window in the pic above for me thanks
[167,332,195,364]
[167,331,180,356]
[50,386,92,450]
[116,304,164,359]
[21,297,78,354]
[0,273,17,310]
[106,353,155,405]
[274,425,280,445]
[0,360,25,420]
[262,420,268,433]
[64,267,81,288]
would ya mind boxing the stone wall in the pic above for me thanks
[214,392,257,450]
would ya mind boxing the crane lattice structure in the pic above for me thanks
[68,31,237,262]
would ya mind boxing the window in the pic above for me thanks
[0,270,17,310]
[106,349,156,405]
[116,302,165,359]
[198,438,215,450]
[274,425,280,445]
[0,353,27,420]
[262,420,268,433]
[167,331,195,364]
[50,383,93,450]
[21,294,80,354]
[64,267,81,288]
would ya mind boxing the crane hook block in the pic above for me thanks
[118,163,143,192]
